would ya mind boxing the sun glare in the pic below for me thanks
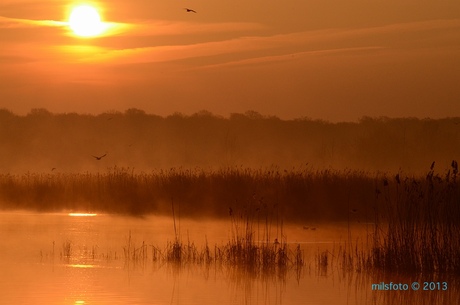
[68,5,104,37]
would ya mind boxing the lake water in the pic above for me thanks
[0,212,458,305]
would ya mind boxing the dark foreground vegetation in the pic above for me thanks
[0,163,458,221]
[27,162,460,275]
[371,161,460,274]
[56,211,304,280]
[1,166,377,220]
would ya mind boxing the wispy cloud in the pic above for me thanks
[2,15,459,73]
[0,15,66,28]
[0,14,264,37]
[72,36,266,63]
[198,46,385,70]
[0,13,266,69]
[0,15,130,37]
[75,18,460,66]
[127,20,265,37]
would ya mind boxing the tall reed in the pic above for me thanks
[371,161,460,274]
[0,166,375,222]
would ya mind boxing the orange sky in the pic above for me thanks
[1,0,459,121]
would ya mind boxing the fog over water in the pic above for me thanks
[1,108,459,174]
[1,0,459,301]
[1,109,460,305]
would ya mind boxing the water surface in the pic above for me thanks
[0,212,457,304]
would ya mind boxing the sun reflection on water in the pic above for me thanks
[68,213,98,217]
[69,264,96,269]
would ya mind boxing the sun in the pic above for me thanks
[68,5,104,37]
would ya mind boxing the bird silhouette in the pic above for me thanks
[184,8,197,13]
[92,154,107,160]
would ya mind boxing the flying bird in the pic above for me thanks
[184,8,197,13]
[92,154,107,160]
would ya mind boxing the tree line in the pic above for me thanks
[0,108,459,174]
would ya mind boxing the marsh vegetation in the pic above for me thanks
[1,161,459,305]
[371,161,460,274]
[1,109,459,304]
[12,161,458,277]
[0,166,379,220]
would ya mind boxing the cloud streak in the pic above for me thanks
[127,20,265,37]
[0,14,264,38]
[73,18,460,66]
[0,16,66,28]
[0,15,131,38]
[1,15,459,80]
[75,36,271,64]
[197,46,386,70]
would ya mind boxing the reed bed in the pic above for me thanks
[158,205,303,276]
[303,162,460,276]
[369,161,460,274]
[20,162,460,275]
[315,161,460,275]
[49,234,304,279]
[0,166,376,222]
[47,204,305,278]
